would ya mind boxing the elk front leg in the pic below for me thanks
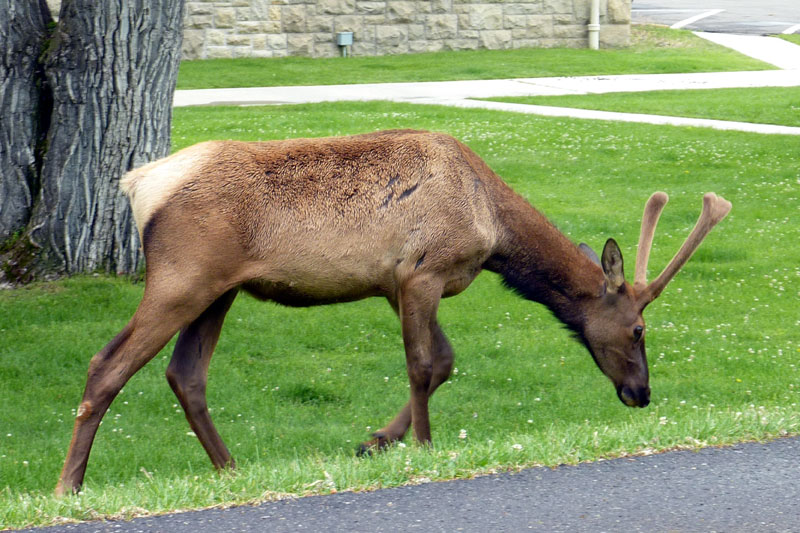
[359,322,453,454]
[166,289,238,470]
[362,275,444,452]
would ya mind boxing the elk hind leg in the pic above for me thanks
[56,286,212,496]
[166,289,238,470]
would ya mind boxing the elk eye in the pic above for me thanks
[633,326,644,342]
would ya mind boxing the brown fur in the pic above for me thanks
[56,130,729,495]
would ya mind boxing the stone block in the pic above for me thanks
[187,3,213,16]
[352,41,377,55]
[313,31,332,42]
[227,34,251,46]
[462,4,503,30]
[430,0,451,14]
[512,38,541,49]
[287,34,314,55]
[511,17,553,38]
[552,13,574,25]
[542,0,573,15]
[387,1,415,22]
[504,14,527,29]
[409,39,439,53]
[600,23,630,47]
[607,0,630,24]
[181,29,205,59]
[282,5,306,32]
[231,46,253,58]
[248,0,272,18]
[207,29,227,45]
[358,1,385,15]
[538,37,563,48]
[408,23,425,39]
[251,34,268,49]
[188,14,213,28]
[364,14,389,24]
[236,21,267,33]
[318,0,357,15]
[206,45,234,58]
[267,34,288,49]
[479,29,512,49]
[442,38,478,51]
[336,16,365,35]
[553,23,585,38]
[383,41,410,54]
[376,24,408,46]
[504,3,545,15]
[214,7,235,28]
[308,15,335,32]
[425,14,458,39]
[314,42,340,57]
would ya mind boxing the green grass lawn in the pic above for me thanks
[484,86,800,127]
[2,101,798,528]
[176,26,771,89]
[780,34,800,46]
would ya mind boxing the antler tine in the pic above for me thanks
[640,192,732,305]
[633,192,669,292]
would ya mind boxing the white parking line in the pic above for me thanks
[783,24,800,35]
[670,9,725,30]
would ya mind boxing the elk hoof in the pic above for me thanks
[356,432,395,457]
[54,481,79,498]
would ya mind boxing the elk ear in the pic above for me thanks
[579,243,601,266]
[601,238,625,292]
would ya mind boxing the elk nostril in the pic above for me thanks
[619,386,637,407]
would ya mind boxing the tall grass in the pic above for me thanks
[2,101,798,528]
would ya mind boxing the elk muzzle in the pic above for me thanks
[617,384,650,408]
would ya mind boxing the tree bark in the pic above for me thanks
[2,0,185,280]
[0,0,51,243]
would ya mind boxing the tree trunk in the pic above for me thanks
[1,0,185,281]
[0,0,51,244]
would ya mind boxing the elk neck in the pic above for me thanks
[483,187,606,332]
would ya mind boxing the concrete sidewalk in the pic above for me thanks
[696,31,800,70]
[173,33,800,135]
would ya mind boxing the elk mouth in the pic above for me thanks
[617,384,650,408]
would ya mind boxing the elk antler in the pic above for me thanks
[633,191,669,293]
[635,192,732,308]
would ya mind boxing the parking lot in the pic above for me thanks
[632,0,800,35]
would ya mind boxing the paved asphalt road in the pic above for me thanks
[20,436,800,532]
[632,0,800,35]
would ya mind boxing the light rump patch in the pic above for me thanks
[121,142,216,240]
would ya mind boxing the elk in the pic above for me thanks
[55,129,731,495]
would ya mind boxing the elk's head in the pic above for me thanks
[578,192,731,408]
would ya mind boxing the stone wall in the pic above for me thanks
[182,0,631,59]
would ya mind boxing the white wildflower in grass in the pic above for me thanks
[458,429,467,439]
[511,444,523,451]
[397,442,406,448]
